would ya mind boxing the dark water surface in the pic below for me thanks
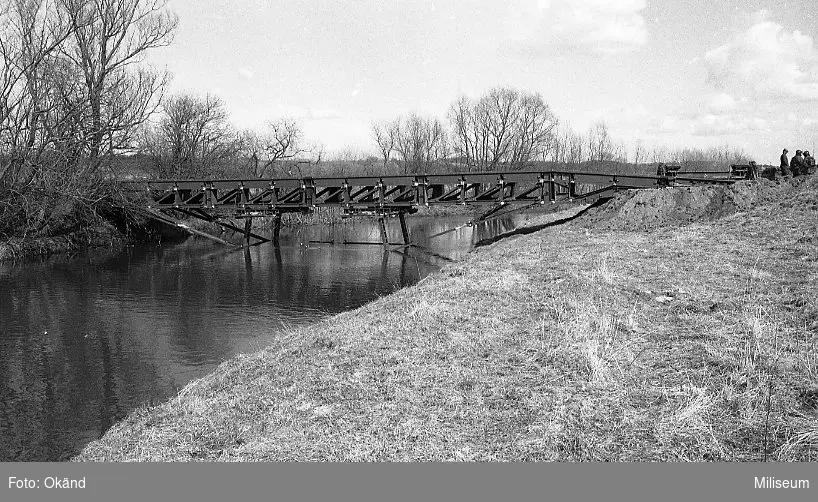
[0,214,522,461]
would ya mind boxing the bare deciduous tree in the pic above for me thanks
[587,121,613,164]
[0,0,76,185]
[651,145,669,163]
[234,118,321,178]
[391,113,447,174]
[668,144,748,171]
[262,118,304,165]
[321,147,378,177]
[550,126,573,166]
[448,87,558,171]
[0,0,177,239]
[372,119,397,171]
[632,139,645,167]
[567,129,586,166]
[57,0,177,170]
[140,93,239,178]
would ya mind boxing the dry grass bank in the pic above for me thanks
[75,178,818,461]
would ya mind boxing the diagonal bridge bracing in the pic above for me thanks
[125,167,748,247]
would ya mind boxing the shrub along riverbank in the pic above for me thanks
[75,177,817,461]
[0,223,125,261]
[0,182,133,261]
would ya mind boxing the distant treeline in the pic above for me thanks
[130,86,750,180]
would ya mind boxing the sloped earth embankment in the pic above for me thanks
[576,178,799,231]
[75,178,818,461]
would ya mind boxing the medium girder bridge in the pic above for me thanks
[125,166,748,247]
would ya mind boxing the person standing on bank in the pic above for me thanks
[792,150,805,176]
[781,148,791,176]
[804,151,815,175]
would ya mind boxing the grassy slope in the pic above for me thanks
[75,179,818,461]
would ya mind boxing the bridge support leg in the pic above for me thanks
[398,211,410,245]
[272,212,282,248]
[378,216,389,246]
[244,217,253,246]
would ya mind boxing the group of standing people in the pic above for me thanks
[780,148,816,176]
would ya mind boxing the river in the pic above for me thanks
[0,213,524,461]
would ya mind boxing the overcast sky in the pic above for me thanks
[150,0,818,164]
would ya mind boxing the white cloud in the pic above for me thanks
[505,0,648,56]
[308,108,343,121]
[689,114,768,136]
[576,104,649,141]
[237,68,255,80]
[273,104,343,122]
[652,10,818,159]
[304,117,373,153]
[274,104,308,118]
[581,103,647,124]
[704,14,818,102]
[650,112,769,137]
[750,9,771,24]
[707,93,736,113]
[654,115,683,134]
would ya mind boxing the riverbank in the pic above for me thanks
[0,222,126,261]
[75,177,818,461]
